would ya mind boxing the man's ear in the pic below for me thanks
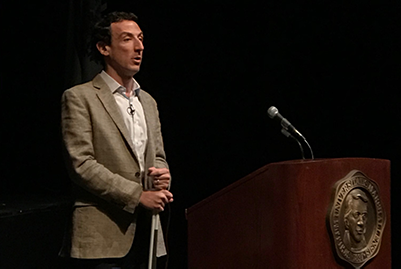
[96,41,110,56]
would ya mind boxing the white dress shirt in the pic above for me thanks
[99,71,148,178]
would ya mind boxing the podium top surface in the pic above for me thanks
[268,157,389,166]
[186,157,390,214]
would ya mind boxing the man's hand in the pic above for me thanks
[139,190,173,212]
[148,167,171,190]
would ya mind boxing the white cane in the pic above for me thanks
[148,212,158,269]
[148,172,171,269]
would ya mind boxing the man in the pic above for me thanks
[61,11,173,268]
[343,189,369,251]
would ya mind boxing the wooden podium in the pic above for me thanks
[186,158,391,268]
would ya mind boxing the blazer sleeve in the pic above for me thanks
[153,101,172,190]
[153,103,169,170]
[61,88,142,213]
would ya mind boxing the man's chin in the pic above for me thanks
[353,235,364,243]
[130,66,141,76]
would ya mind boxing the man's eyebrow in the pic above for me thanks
[119,31,144,37]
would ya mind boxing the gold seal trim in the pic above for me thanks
[328,170,386,269]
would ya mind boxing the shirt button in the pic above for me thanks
[135,172,140,178]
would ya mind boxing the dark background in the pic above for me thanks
[1,0,399,268]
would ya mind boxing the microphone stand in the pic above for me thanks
[301,136,314,160]
[281,129,305,160]
[281,129,314,160]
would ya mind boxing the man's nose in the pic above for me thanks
[134,39,144,51]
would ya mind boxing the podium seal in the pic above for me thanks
[328,170,386,269]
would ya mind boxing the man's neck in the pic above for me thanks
[104,67,135,94]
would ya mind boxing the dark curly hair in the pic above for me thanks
[89,11,139,65]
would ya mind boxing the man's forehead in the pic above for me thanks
[352,199,368,209]
[111,20,142,35]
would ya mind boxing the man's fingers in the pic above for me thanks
[162,190,173,198]
[140,190,173,212]
[148,167,170,176]
[149,167,171,191]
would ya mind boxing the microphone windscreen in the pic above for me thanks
[267,106,278,119]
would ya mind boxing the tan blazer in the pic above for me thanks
[61,74,168,259]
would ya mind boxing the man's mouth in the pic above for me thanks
[131,56,141,64]
[356,228,364,234]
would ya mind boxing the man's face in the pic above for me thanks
[102,20,144,76]
[346,199,368,244]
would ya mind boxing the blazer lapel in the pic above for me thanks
[92,74,138,159]
[137,91,155,190]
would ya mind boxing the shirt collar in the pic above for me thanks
[99,70,141,96]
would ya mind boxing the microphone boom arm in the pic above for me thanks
[281,128,305,160]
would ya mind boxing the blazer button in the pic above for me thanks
[135,172,140,178]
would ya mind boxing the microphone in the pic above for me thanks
[267,106,314,159]
[127,103,135,116]
[267,106,304,138]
